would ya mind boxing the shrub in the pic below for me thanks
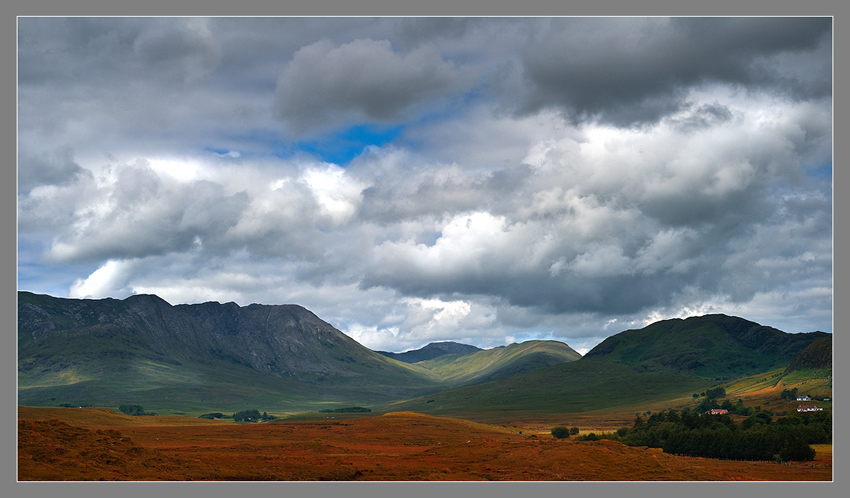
[779,435,816,462]
[551,426,570,439]
[319,407,372,413]
[232,409,275,422]
[233,409,262,422]
[118,404,155,416]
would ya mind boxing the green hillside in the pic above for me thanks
[785,335,832,373]
[376,341,482,363]
[18,291,442,414]
[416,340,581,386]
[582,314,827,380]
[380,314,828,420]
[19,292,829,420]
[382,360,710,419]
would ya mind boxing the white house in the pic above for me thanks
[796,395,812,401]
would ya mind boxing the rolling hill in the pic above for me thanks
[784,335,832,373]
[376,341,482,363]
[415,340,581,386]
[19,292,828,419]
[383,314,828,420]
[581,314,828,379]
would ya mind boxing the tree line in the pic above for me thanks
[118,404,156,416]
[197,409,277,422]
[611,409,829,462]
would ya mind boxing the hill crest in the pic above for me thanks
[376,341,483,363]
[582,313,828,379]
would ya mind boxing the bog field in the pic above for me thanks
[18,406,831,481]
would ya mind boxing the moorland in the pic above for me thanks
[17,291,833,480]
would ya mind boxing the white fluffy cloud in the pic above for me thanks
[18,18,832,353]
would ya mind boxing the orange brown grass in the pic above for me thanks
[18,407,831,481]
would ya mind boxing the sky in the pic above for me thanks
[17,17,833,354]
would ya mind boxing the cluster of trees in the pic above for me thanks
[198,412,226,419]
[550,426,580,439]
[698,397,757,416]
[118,404,156,416]
[691,386,751,414]
[196,409,278,422]
[232,409,276,422]
[617,409,830,462]
[319,407,372,413]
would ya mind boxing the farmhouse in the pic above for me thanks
[796,405,823,412]
[708,409,728,415]
[796,395,812,401]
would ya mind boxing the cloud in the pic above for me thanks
[17,18,832,353]
[69,259,136,299]
[275,38,469,135]
[36,159,250,264]
[518,17,832,126]
[17,147,91,194]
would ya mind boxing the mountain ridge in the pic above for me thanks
[376,341,483,363]
[18,292,582,412]
[582,313,828,379]
[18,292,829,416]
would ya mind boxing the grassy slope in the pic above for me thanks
[415,340,581,386]
[17,292,444,414]
[583,314,826,380]
[20,294,829,420]
[18,352,446,416]
[381,358,710,420]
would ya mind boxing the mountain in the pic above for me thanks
[18,291,440,412]
[20,293,827,419]
[416,340,581,386]
[384,360,710,420]
[581,314,828,380]
[384,314,828,420]
[784,335,832,373]
[17,292,578,414]
[376,341,482,363]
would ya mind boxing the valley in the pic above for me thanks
[17,291,833,481]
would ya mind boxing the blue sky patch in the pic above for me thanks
[297,124,403,165]
[805,164,832,179]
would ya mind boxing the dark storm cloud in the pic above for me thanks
[16,17,832,352]
[393,17,472,48]
[274,38,472,135]
[17,147,92,194]
[519,17,832,126]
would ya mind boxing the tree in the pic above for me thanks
[551,426,570,439]
[779,435,816,462]
[233,409,262,422]
[570,427,580,435]
[118,404,155,416]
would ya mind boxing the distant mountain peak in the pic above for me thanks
[376,341,483,363]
